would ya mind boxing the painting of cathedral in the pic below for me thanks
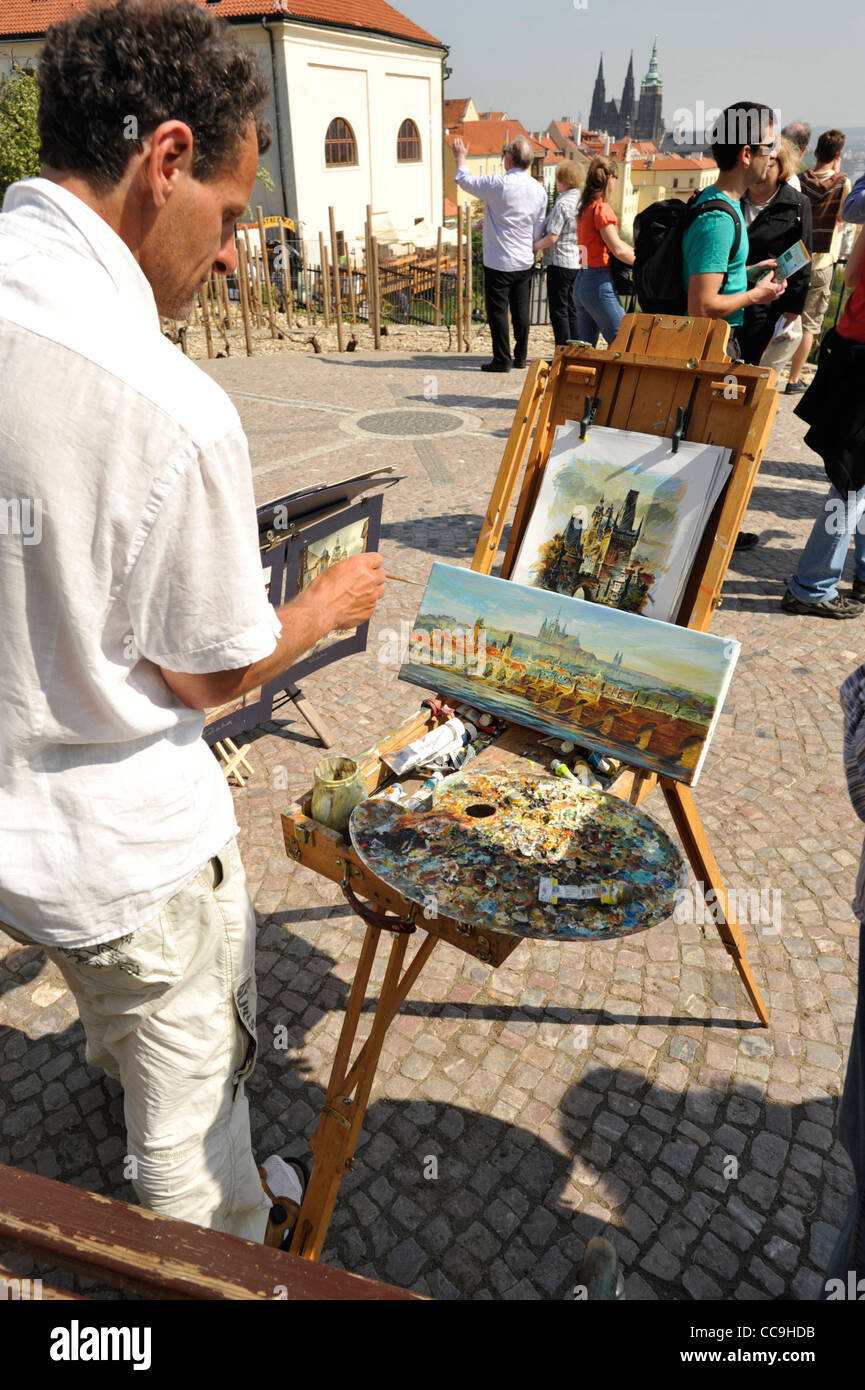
[511,423,731,624]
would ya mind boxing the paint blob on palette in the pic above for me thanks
[398,562,739,786]
[350,769,688,942]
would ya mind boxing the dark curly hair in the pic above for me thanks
[38,0,272,190]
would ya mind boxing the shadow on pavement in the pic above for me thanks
[0,920,851,1302]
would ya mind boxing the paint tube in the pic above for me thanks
[550,760,578,781]
[450,742,478,772]
[377,784,406,804]
[539,875,634,906]
[572,761,593,786]
[403,771,445,811]
[383,718,467,776]
[588,752,613,775]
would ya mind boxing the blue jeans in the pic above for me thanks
[788,484,865,604]
[573,267,625,348]
[822,917,865,1294]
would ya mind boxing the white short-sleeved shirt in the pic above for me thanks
[0,178,282,947]
[453,165,548,272]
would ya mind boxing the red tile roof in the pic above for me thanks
[548,120,581,148]
[477,111,507,121]
[629,156,717,171]
[0,0,443,45]
[450,119,545,158]
[443,196,458,218]
[444,99,472,128]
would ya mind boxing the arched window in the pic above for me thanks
[397,119,422,163]
[325,119,358,167]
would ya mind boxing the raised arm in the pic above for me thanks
[451,137,500,199]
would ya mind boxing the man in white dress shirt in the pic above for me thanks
[0,0,384,1246]
[452,134,548,372]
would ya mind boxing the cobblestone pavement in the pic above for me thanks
[0,342,858,1302]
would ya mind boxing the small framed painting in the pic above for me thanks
[263,492,383,693]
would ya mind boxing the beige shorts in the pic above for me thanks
[801,261,836,335]
[0,837,271,1241]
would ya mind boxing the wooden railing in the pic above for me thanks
[0,1164,417,1301]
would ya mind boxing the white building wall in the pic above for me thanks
[274,23,443,261]
[2,23,444,260]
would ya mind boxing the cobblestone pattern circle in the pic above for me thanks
[355,409,464,437]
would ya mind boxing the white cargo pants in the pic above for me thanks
[0,836,271,1241]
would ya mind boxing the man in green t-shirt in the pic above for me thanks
[682,101,787,339]
[682,101,788,550]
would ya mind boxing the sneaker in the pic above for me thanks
[259,1155,307,1249]
[481,359,511,373]
[852,577,865,602]
[734,532,760,551]
[782,587,864,618]
[784,380,808,394]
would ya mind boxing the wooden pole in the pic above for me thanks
[218,273,232,331]
[212,274,230,354]
[256,206,278,340]
[236,237,255,356]
[370,235,381,349]
[346,247,357,325]
[199,286,214,359]
[464,206,472,351]
[241,227,260,328]
[318,232,331,327]
[328,205,345,352]
[279,220,295,328]
[434,227,442,327]
[456,203,464,354]
[365,202,374,340]
[301,237,312,325]
[363,219,372,333]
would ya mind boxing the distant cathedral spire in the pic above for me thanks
[589,54,606,133]
[621,51,635,129]
[587,41,663,145]
[642,35,662,89]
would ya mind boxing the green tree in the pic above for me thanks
[0,64,41,200]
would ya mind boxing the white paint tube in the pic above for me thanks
[383,718,467,776]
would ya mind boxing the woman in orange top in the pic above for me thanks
[574,155,635,347]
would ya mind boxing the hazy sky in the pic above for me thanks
[407,0,865,133]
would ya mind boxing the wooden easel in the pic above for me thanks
[283,314,779,1261]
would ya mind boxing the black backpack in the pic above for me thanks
[633,192,742,315]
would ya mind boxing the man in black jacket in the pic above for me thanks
[738,139,813,368]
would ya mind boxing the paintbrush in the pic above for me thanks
[385,573,422,586]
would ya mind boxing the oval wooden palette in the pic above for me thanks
[350,769,688,941]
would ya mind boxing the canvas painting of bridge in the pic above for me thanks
[511,423,731,623]
[399,563,739,786]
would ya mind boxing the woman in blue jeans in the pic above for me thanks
[574,156,634,347]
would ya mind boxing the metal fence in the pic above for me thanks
[226,255,631,333]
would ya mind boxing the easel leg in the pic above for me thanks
[283,683,335,749]
[660,779,770,1028]
[290,927,439,1260]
